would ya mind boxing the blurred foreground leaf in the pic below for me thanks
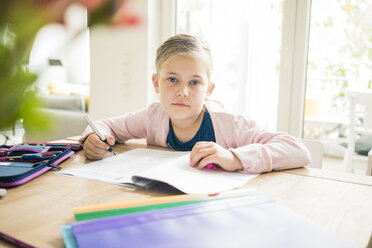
[1,0,140,131]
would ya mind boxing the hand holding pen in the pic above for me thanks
[83,114,117,160]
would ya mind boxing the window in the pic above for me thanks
[176,0,283,131]
[28,4,90,95]
[304,0,372,140]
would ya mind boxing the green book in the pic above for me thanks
[75,191,261,221]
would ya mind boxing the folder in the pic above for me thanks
[64,191,260,248]
[64,192,355,248]
[61,225,77,248]
[74,194,204,214]
[74,189,259,221]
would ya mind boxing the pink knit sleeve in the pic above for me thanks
[79,106,149,145]
[214,114,311,173]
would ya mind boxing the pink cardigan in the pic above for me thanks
[80,102,311,173]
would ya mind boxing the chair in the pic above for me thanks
[302,139,323,169]
[367,149,372,176]
[23,94,87,142]
[343,89,372,175]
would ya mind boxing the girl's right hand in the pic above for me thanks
[83,133,116,160]
[189,141,243,171]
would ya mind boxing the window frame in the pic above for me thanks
[167,0,311,137]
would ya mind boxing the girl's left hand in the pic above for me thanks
[190,142,243,171]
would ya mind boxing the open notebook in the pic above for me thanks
[57,148,258,194]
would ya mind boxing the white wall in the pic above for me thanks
[89,0,176,120]
[147,0,176,104]
[89,26,149,119]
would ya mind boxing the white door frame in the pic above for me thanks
[276,0,311,138]
[147,0,177,103]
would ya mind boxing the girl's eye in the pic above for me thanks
[168,77,177,83]
[190,80,200,86]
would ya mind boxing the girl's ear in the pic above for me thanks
[152,74,160,94]
[207,82,215,96]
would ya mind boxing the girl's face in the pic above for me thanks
[152,55,214,124]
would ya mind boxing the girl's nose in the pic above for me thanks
[177,85,189,97]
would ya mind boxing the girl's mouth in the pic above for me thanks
[173,102,189,107]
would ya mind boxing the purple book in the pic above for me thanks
[70,193,355,248]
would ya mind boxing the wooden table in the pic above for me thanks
[1,141,372,248]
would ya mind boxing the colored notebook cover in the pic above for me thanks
[65,191,259,247]
[75,198,206,221]
[73,194,204,214]
[73,189,257,214]
[74,190,261,221]
[63,193,264,248]
[67,193,355,248]
[61,225,77,248]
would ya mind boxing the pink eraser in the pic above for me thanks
[205,163,216,170]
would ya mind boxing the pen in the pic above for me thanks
[84,114,116,156]
[31,162,61,170]
[205,163,216,170]
[0,231,36,248]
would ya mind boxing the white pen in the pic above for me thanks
[84,114,116,156]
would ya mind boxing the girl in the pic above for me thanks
[80,34,310,173]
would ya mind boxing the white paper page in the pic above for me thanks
[58,148,259,194]
[57,148,188,185]
[134,152,259,194]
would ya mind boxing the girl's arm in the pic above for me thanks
[214,114,311,173]
[190,113,310,173]
[79,107,149,145]
[230,116,311,173]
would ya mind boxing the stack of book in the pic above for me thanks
[61,190,353,248]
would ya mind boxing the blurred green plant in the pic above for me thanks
[0,0,139,132]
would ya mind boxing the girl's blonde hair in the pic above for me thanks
[155,34,213,79]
